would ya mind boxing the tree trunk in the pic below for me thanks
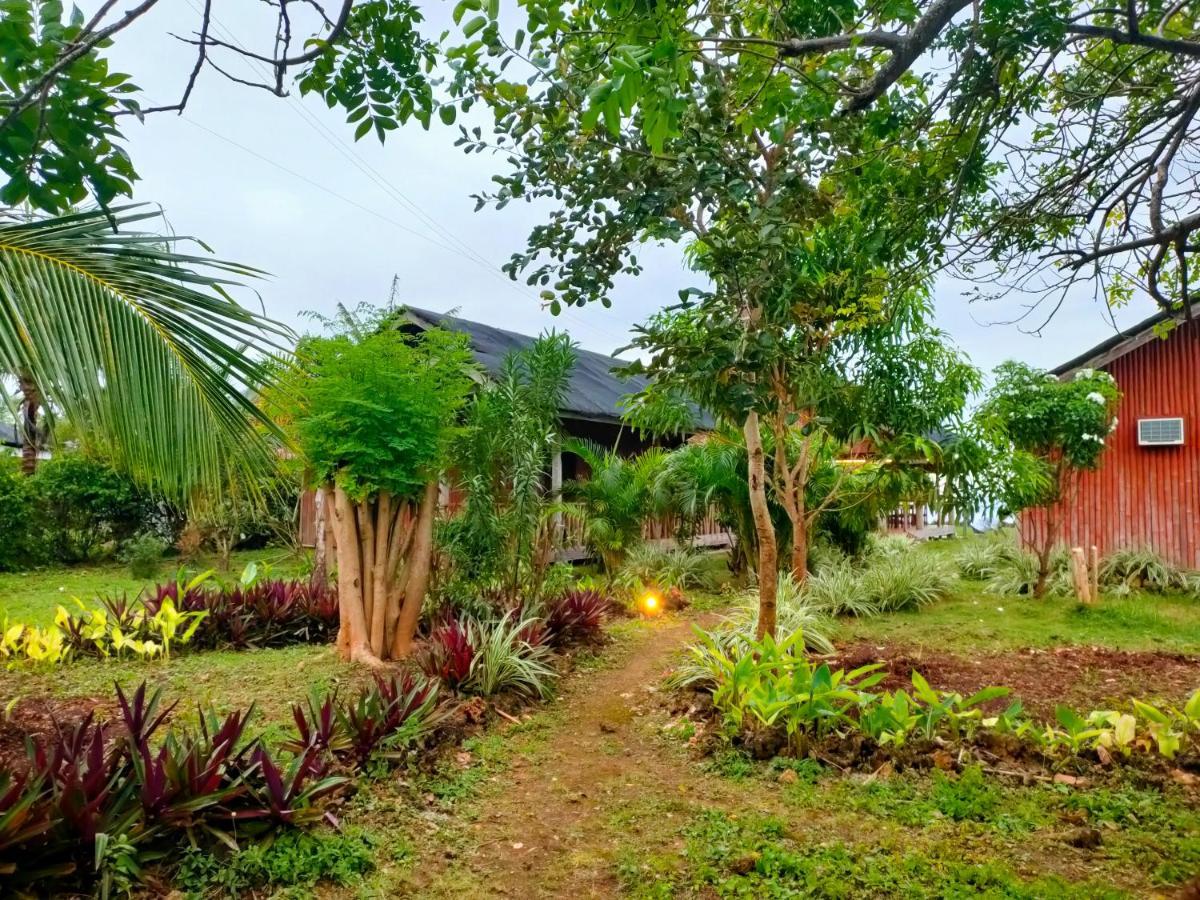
[1033,505,1058,598]
[391,480,437,658]
[313,489,329,583]
[17,372,40,476]
[790,505,807,581]
[325,480,439,665]
[744,412,778,640]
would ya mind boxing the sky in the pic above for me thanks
[99,2,1154,374]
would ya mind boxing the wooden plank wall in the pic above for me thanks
[1021,318,1200,568]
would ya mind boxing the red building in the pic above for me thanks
[1020,310,1200,569]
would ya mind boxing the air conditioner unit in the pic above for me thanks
[1137,417,1184,446]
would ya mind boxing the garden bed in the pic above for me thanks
[827,641,1200,719]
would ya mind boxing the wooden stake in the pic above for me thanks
[1089,545,1100,603]
[1070,547,1092,606]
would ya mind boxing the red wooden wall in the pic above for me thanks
[1020,318,1200,568]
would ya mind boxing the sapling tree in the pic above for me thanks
[447,332,575,601]
[980,362,1121,596]
[275,309,474,663]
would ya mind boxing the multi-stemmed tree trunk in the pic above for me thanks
[744,412,778,640]
[325,480,438,664]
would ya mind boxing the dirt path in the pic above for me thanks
[438,615,729,898]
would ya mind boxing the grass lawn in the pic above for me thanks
[839,536,1200,655]
[0,547,311,626]
[840,585,1200,654]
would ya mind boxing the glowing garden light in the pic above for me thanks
[639,591,662,616]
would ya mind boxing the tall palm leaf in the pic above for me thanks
[0,206,290,500]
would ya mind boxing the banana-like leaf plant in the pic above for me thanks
[0,205,290,500]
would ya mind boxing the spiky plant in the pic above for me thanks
[1100,547,1194,594]
[860,553,956,612]
[464,612,558,699]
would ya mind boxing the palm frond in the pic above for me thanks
[0,206,290,500]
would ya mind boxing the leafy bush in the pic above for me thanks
[860,552,956,612]
[465,612,558,699]
[30,453,154,562]
[0,455,44,571]
[798,564,877,617]
[680,627,1200,767]
[984,548,1070,597]
[1099,546,1195,594]
[124,532,166,579]
[417,616,476,689]
[955,538,1016,580]
[542,588,608,647]
[175,830,376,894]
[615,544,712,594]
[865,532,915,560]
[2,571,339,668]
[0,683,350,895]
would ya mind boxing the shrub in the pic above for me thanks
[542,588,608,647]
[1099,546,1194,594]
[861,553,956,612]
[464,612,557,699]
[865,532,915,560]
[417,616,476,689]
[175,830,376,894]
[124,532,166,579]
[799,564,878,618]
[984,548,1069,597]
[30,453,153,562]
[3,572,339,669]
[0,682,350,895]
[615,544,712,594]
[0,455,46,571]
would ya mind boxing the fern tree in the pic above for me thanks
[275,314,474,663]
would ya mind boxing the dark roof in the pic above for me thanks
[401,307,659,426]
[1,423,19,448]
[1051,308,1185,376]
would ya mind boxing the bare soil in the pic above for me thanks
[828,642,1200,719]
[0,695,111,774]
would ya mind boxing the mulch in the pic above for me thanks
[826,642,1200,720]
[0,695,112,775]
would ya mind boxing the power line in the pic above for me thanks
[177,0,637,351]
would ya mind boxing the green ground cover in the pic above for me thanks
[0,548,310,626]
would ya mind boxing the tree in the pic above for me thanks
[447,0,982,638]
[0,206,289,502]
[1,0,440,213]
[487,0,1200,316]
[274,310,474,663]
[445,331,575,601]
[980,362,1121,596]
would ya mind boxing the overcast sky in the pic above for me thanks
[102,2,1152,374]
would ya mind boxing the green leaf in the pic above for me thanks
[439,106,457,125]
[462,15,487,37]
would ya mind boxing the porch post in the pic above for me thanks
[551,449,563,539]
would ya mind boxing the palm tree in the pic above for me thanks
[564,438,667,573]
[0,206,289,499]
